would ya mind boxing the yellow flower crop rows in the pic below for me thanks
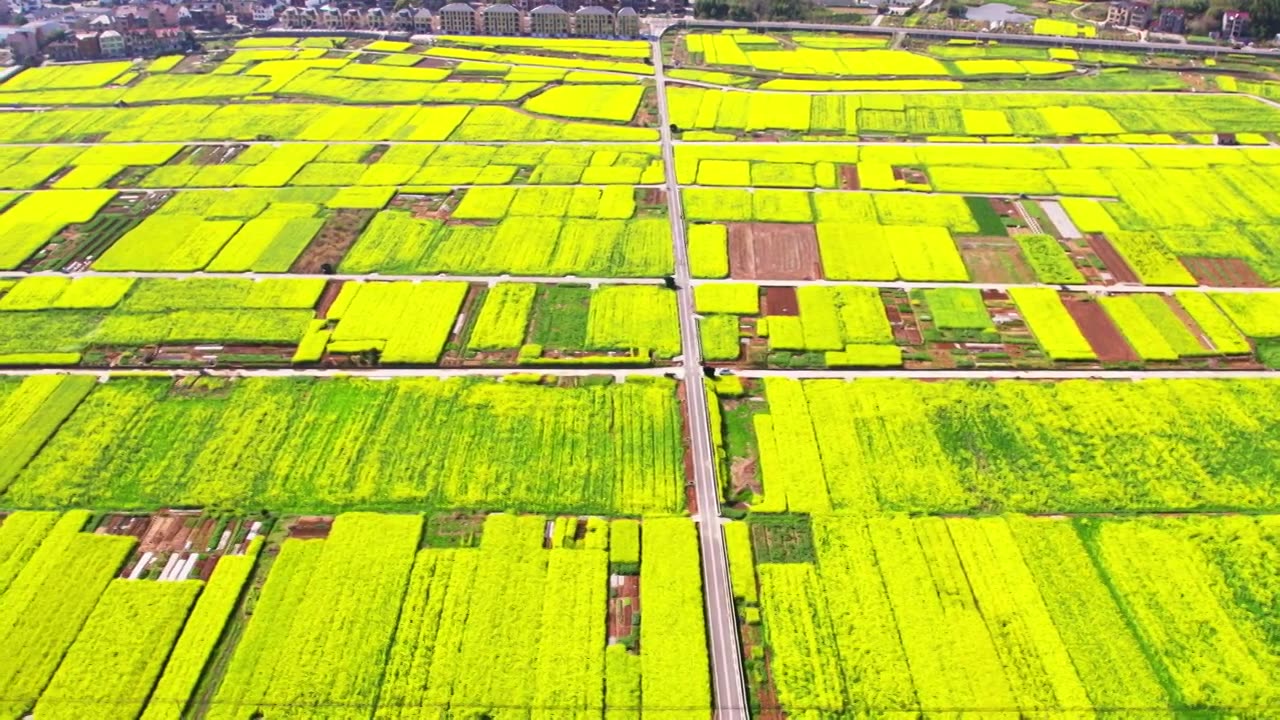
[327,281,468,363]
[669,88,1280,139]
[1010,288,1096,361]
[694,283,759,315]
[688,223,730,278]
[1101,296,1179,361]
[36,579,201,720]
[522,85,645,123]
[5,375,687,514]
[753,514,1280,715]
[0,511,135,718]
[0,190,115,269]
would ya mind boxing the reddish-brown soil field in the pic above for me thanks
[316,280,344,318]
[839,165,861,190]
[289,517,333,539]
[291,209,374,273]
[885,304,923,345]
[96,514,151,541]
[1086,235,1140,284]
[727,223,821,280]
[138,515,199,553]
[762,286,798,315]
[957,237,1037,283]
[1063,296,1139,363]
[1181,256,1268,288]
[607,576,640,643]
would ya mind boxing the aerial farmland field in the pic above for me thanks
[1,24,1279,720]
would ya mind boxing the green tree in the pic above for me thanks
[1243,0,1280,36]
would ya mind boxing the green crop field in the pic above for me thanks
[2,29,1280,720]
[0,374,685,514]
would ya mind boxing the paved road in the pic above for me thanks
[0,135,1274,150]
[735,368,1277,379]
[652,40,751,720]
[3,269,1276,296]
[0,366,679,379]
[668,18,1279,58]
[687,278,1280,294]
[0,270,664,286]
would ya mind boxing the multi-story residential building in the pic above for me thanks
[1156,7,1185,34]
[319,5,340,27]
[98,28,125,55]
[529,3,569,34]
[391,6,433,32]
[120,25,184,54]
[1106,0,1150,28]
[615,5,637,36]
[280,6,305,26]
[45,37,81,60]
[75,30,103,56]
[482,3,519,34]
[414,6,433,31]
[573,4,611,35]
[437,1,476,32]
[1222,9,1249,39]
[251,1,276,23]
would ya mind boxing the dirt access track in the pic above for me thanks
[727,223,823,280]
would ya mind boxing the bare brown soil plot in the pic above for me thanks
[607,575,640,644]
[839,165,861,190]
[762,286,798,316]
[727,223,821,280]
[291,208,375,273]
[1181,256,1268,288]
[957,237,1038,284]
[885,303,923,345]
[316,280,345,318]
[137,515,199,553]
[96,514,151,542]
[1063,296,1139,363]
[288,516,333,539]
[1086,235,1140,284]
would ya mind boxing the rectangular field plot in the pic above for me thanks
[676,145,1280,287]
[693,285,1263,370]
[0,46,656,124]
[741,514,1280,716]
[0,278,684,369]
[204,513,704,719]
[0,510,708,719]
[725,377,1280,514]
[124,142,663,190]
[0,102,658,144]
[696,281,1264,366]
[1,374,686,514]
[1,185,672,277]
[668,88,1280,139]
